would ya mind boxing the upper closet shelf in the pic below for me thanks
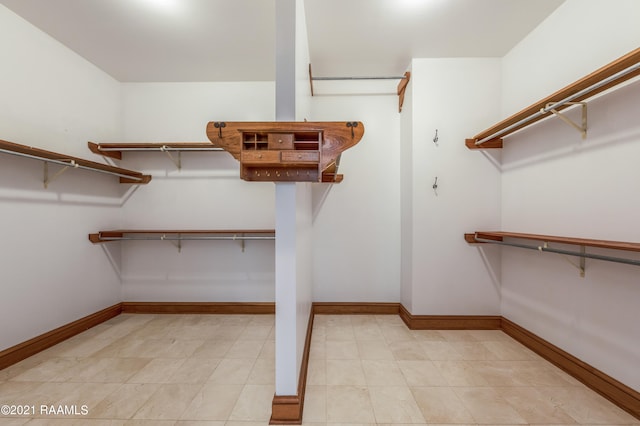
[89,229,275,252]
[466,47,640,149]
[465,231,640,276]
[0,139,152,187]
[88,142,224,170]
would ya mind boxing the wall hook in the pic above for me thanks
[432,176,438,196]
[346,121,358,138]
[214,122,226,138]
[433,129,439,145]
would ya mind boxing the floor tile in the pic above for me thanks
[166,358,220,384]
[380,325,415,343]
[453,386,527,424]
[397,360,448,387]
[306,358,326,386]
[302,385,326,423]
[326,359,366,386]
[180,383,243,420]
[189,340,233,359]
[495,386,578,424]
[325,326,356,341]
[206,358,255,384]
[390,340,429,361]
[543,386,640,424]
[356,340,394,360]
[133,383,203,420]
[246,358,275,385]
[431,360,491,386]
[228,384,274,421]
[361,360,406,386]
[368,386,425,423]
[224,340,265,359]
[325,385,375,423]
[410,386,475,424]
[89,383,160,419]
[127,358,187,384]
[325,340,359,359]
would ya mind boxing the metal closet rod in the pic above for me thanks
[475,237,640,267]
[0,148,145,181]
[312,75,408,81]
[96,146,223,152]
[475,61,640,145]
[99,235,275,241]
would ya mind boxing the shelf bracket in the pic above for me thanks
[234,233,245,252]
[161,233,182,253]
[543,101,587,139]
[561,245,586,277]
[160,145,182,170]
[43,160,78,189]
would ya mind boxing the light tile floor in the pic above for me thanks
[0,313,638,425]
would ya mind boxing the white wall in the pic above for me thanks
[119,82,276,301]
[405,58,503,315]
[0,5,123,350]
[400,69,415,311]
[500,0,640,390]
[311,93,401,302]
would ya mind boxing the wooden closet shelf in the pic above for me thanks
[0,139,151,185]
[465,231,640,274]
[466,47,640,149]
[88,142,224,160]
[89,229,276,244]
[465,231,640,252]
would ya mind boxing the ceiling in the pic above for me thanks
[0,0,564,82]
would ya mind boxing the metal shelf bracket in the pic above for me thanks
[543,101,587,139]
[160,145,182,170]
[43,160,78,188]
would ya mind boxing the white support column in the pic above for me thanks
[273,0,312,406]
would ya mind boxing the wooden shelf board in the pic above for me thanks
[467,47,640,149]
[88,142,221,160]
[466,231,640,253]
[89,229,275,244]
[1,139,151,184]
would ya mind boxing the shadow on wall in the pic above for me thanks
[0,154,142,207]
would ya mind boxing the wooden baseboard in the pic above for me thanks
[270,307,314,425]
[0,303,122,370]
[121,302,275,315]
[399,304,501,330]
[502,317,640,420]
[312,302,400,315]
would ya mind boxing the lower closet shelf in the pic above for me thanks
[465,231,640,273]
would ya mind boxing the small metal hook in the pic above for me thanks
[432,176,438,196]
[214,122,226,138]
[346,121,358,138]
[433,129,439,145]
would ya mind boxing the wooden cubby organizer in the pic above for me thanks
[206,121,364,182]
[465,231,640,276]
[89,229,275,252]
[0,138,151,187]
[466,47,640,149]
